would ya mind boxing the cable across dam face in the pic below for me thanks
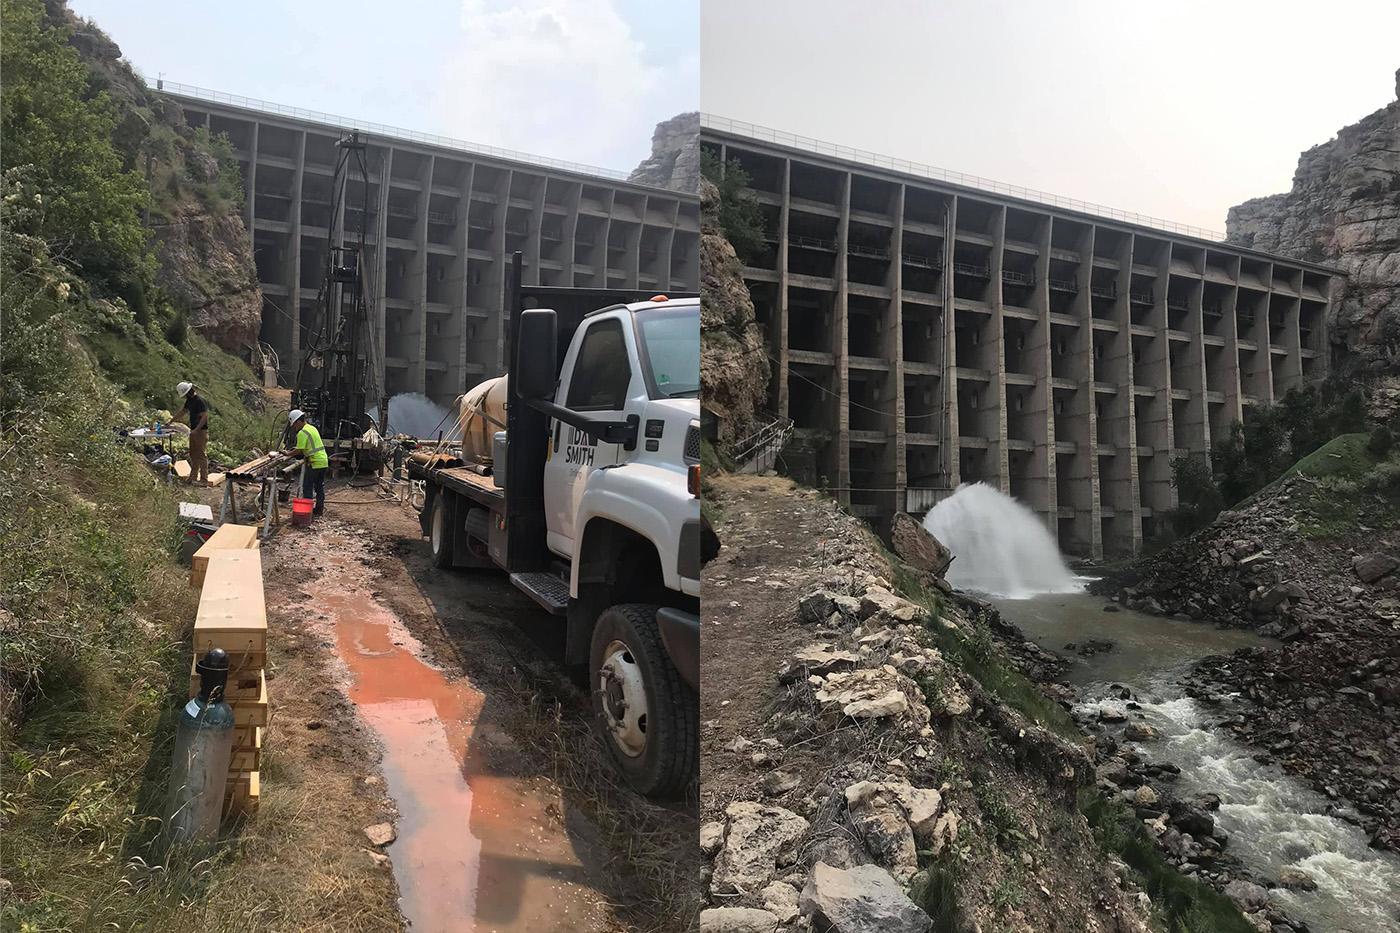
[700,128,1346,558]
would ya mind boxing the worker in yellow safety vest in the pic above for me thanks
[285,409,329,516]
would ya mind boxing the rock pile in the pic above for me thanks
[701,500,1152,932]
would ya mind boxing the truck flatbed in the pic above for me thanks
[407,458,505,509]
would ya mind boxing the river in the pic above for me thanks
[998,591,1400,933]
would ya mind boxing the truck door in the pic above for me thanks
[543,316,633,558]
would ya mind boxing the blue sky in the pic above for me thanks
[67,0,699,173]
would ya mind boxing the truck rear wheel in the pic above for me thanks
[429,493,453,569]
[590,603,697,798]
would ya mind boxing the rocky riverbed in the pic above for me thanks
[1090,469,1400,856]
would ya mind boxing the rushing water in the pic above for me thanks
[999,594,1400,933]
[924,483,1081,598]
[379,392,454,440]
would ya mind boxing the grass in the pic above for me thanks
[1079,791,1256,933]
[1283,432,1379,481]
[85,328,283,459]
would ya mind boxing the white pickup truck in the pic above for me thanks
[409,257,700,796]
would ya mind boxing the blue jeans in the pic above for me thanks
[303,467,326,514]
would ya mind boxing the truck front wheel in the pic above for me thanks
[590,604,697,798]
[429,493,453,568]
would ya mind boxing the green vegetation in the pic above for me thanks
[701,150,768,263]
[0,0,151,307]
[1,3,283,927]
[1282,433,1400,537]
[891,569,1081,741]
[1165,380,1381,539]
[1080,792,1255,933]
[909,862,961,933]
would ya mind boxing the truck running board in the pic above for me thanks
[510,572,569,616]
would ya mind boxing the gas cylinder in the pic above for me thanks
[163,649,236,847]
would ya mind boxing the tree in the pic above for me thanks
[1168,453,1224,537]
[701,150,768,263]
[0,0,151,294]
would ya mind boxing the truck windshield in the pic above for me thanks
[635,306,700,399]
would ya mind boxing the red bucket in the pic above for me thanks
[290,497,315,526]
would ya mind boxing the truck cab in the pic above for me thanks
[412,258,699,796]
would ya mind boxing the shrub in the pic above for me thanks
[1367,424,1394,458]
[701,151,768,263]
[1168,453,1223,536]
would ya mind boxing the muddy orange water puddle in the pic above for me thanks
[301,539,609,932]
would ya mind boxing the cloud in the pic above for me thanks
[437,0,696,172]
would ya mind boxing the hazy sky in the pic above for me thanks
[67,0,699,173]
[702,0,1399,233]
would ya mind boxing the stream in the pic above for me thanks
[998,592,1400,933]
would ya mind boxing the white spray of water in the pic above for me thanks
[378,393,453,440]
[923,482,1081,599]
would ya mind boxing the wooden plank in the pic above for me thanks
[224,770,260,818]
[174,460,192,480]
[208,473,225,487]
[193,550,266,665]
[229,727,263,772]
[230,675,269,727]
[190,523,260,588]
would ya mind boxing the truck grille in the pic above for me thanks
[684,424,701,463]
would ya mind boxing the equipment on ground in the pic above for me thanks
[163,649,235,848]
[291,132,383,458]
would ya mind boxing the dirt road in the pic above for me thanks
[253,481,694,932]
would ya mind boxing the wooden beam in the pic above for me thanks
[194,550,266,669]
[190,523,260,589]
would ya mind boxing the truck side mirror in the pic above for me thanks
[515,309,558,400]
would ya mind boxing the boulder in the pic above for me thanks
[800,862,932,933]
[791,644,862,676]
[698,907,781,933]
[1124,722,1158,742]
[813,667,930,728]
[363,822,397,847]
[1168,800,1214,838]
[1277,867,1317,891]
[1257,581,1307,612]
[700,821,725,857]
[890,512,953,577]
[1354,552,1398,584]
[711,802,809,899]
[1223,879,1270,911]
[800,591,839,624]
[761,881,800,923]
[846,789,919,882]
[1133,784,1159,807]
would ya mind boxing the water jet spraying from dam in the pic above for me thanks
[924,483,1081,598]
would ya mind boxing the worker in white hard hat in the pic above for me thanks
[171,381,210,485]
[284,409,329,515]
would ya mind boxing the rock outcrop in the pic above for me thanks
[1226,69,1400,381]
[701,176,769,447]
[629,112,700,193]
[53,0,263,355]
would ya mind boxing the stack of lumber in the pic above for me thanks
[192,544,268,819]
[189,522,260,588]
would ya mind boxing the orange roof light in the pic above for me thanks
[650,294,668,302]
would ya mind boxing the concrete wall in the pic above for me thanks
[703,131,1342,557]
[178,96,700,407]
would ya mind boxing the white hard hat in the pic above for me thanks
[176,381,193,397]
[288,409,306,424]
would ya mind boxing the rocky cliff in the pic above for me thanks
[55,1,263,355]
[701,176,769,448]
[1227,69,1400,382]
[629,111,700,193]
